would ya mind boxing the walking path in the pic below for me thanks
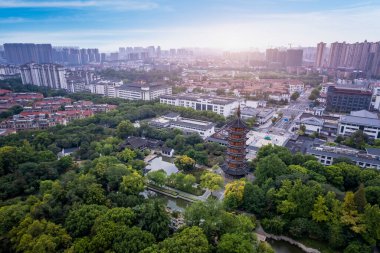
[144,152,157,163]
[147,183,211,202]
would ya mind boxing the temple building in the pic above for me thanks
[222,105,249,177]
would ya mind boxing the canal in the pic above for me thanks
[267,239,305,253]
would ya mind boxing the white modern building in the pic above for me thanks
[268,93,290,102]
[288,82,305,94]
[0,64,20,75]
[296,117,324,134]
[338,110,380,139]
[160,94,239,117]
[20,63,67,90]
[372,86,380,111]
[240,107,275,125]
[116,83,172,100]
[149,112,215,139]
[87,79,122,98]
[244,100,267,108]
[307,144,380,169]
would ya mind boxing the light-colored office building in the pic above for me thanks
[88,79,122,98]
[240,107,275,125]
[116,83,172,100]
[149,112,215,139]
[288,83,305,94]
[160,94,239,117]
[338,110,380,139]
[307,144,380,169]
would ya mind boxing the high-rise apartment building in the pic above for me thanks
[327,41,380,77]
[20,63,67,90]
[315,42,326,68]
[266,48,279,62]
[286,49,303,67]
[265,48,303,67]
[4,43,53,64]
[52,47,101,65]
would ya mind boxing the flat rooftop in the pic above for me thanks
[247,130,289,148]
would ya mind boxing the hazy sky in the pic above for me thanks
[0,0,379,51]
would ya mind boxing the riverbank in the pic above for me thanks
[256,225,321,253]
[147,183,210,202]
[264,233,321,253]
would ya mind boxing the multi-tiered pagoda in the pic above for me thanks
[222,105,249,177]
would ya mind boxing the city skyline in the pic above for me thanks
[1,0,380,51]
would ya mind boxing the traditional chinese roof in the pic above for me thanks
[228,105,248,128]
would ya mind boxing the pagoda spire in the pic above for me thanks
[221,102,248,177]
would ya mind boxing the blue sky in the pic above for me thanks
[0,0,379,51]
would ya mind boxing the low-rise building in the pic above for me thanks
[294,113,340,137]
[244,100,267,108]
[87,79,122,98]
[326,86,372,113]
[0,96,116,132]
[288,82,305,94]
[0,114,66,131]
[240,107,275,124]
[372,86,380,111]
[116,83,172,100]
[268,92,290,102]
[65,100,117,113]
[149,113,215,139]
[296,117,324,134]
[306,144,380,169]
[338,110,380,139]
[160,94,239,117]
[161,147,175,157]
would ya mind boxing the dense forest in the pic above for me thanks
[224,145,380,253]
[0,91,273,253]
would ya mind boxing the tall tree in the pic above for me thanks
[120,171,145,195]
[10,216,72,253]
[200,172,224,195]
[116,120,136,138]
[217,233,255,253]
[354,183,367,213]
[136,200,170,240]
[310,195,329,222]
[174,155,196,172]
[255,154,288,184]
[141,226,210,253]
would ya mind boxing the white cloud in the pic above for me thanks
[0,17,28,23]
[0,2,379,51]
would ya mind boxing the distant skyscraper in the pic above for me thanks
[286,49,303,67]
[327,40,380,77]
[4,43,53,64]
[315,42,326,68]
[265,48,279,62]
